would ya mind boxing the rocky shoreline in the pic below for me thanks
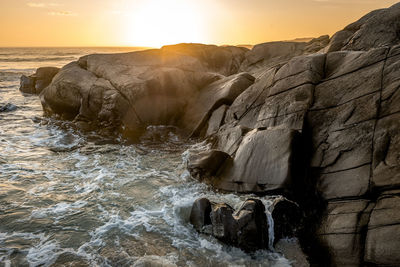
[21,3,400,266]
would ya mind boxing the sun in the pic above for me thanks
[122,0,206,47]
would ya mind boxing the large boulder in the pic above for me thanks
[40,44,252,138]
[201,128,302,194]
[20,67,59,94]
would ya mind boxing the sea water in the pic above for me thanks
[0,47,292,266]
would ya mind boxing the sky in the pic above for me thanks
[0,0,399,47]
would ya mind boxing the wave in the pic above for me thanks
[0,56,77,62]
[0,70,35,82]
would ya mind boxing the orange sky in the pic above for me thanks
[0,0,399,47]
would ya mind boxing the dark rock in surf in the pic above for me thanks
[233,198,269,251]
[270,197,302,242]
[0,103,17,112]
[189,198,212,232]
[190,198,269,252]
[20,74,36,94]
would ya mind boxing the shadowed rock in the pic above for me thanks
[190,198,269,252]
[316,200,374,266]
[189,198,212,232]
[365,192,400,266]
[271,197,302,242]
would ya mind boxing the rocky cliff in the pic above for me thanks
[24,3,400,266]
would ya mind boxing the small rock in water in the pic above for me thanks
[189,198,212,232]
[20,74,36,94]
[0,103,17,112]
[271,197,302,242]
[20,67,59,94]
[190,198,269,252]
[233,198,269,251]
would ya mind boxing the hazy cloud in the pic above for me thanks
[48,11,77,16]
[110,10,123,15]
[27,2,61,8]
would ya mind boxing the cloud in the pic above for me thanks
[110,10,123,15]
[27,2,61,8]
[48,11,77,16]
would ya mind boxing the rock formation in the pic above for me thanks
[22,2,400,266]
[20,67,59,94]
[39,44,252,138]
[189,198,270,252]
[189,197,302,252]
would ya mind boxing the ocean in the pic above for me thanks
[0,47,291,266]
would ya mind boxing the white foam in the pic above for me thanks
[26,238,61,267]
[31,200,88,220]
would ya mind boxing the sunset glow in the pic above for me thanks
[0,0,399,47]
[121,0,206,47]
